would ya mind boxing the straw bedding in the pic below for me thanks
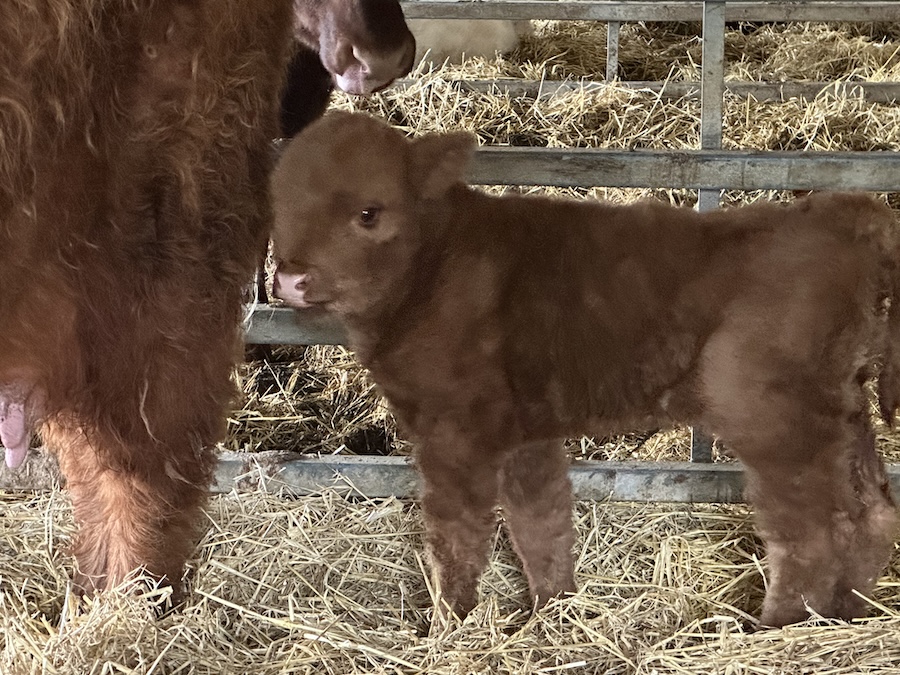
[4,19,900,674]
[4,489,900,674]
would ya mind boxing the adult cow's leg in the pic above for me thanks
[1,0,294,599]
[44,311,240,597]
[47,419,214,597]
[416,438,504,619]
[499,439,575,608]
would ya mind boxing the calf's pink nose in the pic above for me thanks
[273,272,308,291]
[273,271,312,305]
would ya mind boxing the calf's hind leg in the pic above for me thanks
[832,414,896,618]
[730,412,895,627]
[699,306,896,626]
[499,439,575,608]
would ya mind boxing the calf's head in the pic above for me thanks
[294,0,416,95]
[271,111,474,320]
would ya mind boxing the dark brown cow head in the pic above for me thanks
[294,0,415,96]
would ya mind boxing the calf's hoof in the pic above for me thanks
[759,589,870,628]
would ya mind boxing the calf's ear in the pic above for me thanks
[410,131,476,199]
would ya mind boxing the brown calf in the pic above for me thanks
[271,111,900,627]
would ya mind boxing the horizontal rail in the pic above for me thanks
[265,146,900,193]
[214,454,749,502]
[244,305,347,345]
[401,2,900,23]
[469,148,900,190]
[402,78,900,104]
[5,449,900,503]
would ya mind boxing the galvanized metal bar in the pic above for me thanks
[244,306,347,345]
[398,79,900,104]
[690,1,725,463]
[213,452,420,498]
[212,455,900,503]
[606,21,621,82]
[465,147,900,191]
[690,429,714,463]
[214,453,749,502]
[214,455,900,503]
[212,453,900,503]
[0,448,63,491]
[400,2,900,23]
[5,449,900,504]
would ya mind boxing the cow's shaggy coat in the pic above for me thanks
[1,0,414,598]
[0,0,297,596]
[272,111,899,627]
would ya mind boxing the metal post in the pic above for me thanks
[692,0,726,463]
[606,21,621,81]
[697,0,725,212]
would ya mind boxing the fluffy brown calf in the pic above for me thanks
[272,111,900,628]
[0,1,411,599]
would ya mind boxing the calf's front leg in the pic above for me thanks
[500,439,575,607]
[416,439,504,619]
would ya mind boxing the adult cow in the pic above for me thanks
[283,0,415,136]
[0,0,412,598]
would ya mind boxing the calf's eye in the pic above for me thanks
[358,207,381,228]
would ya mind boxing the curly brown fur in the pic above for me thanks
[272,111,899,627]
[0,0,295,594]
[1,0,415,598]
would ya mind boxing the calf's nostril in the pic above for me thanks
[295,274,309,291]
